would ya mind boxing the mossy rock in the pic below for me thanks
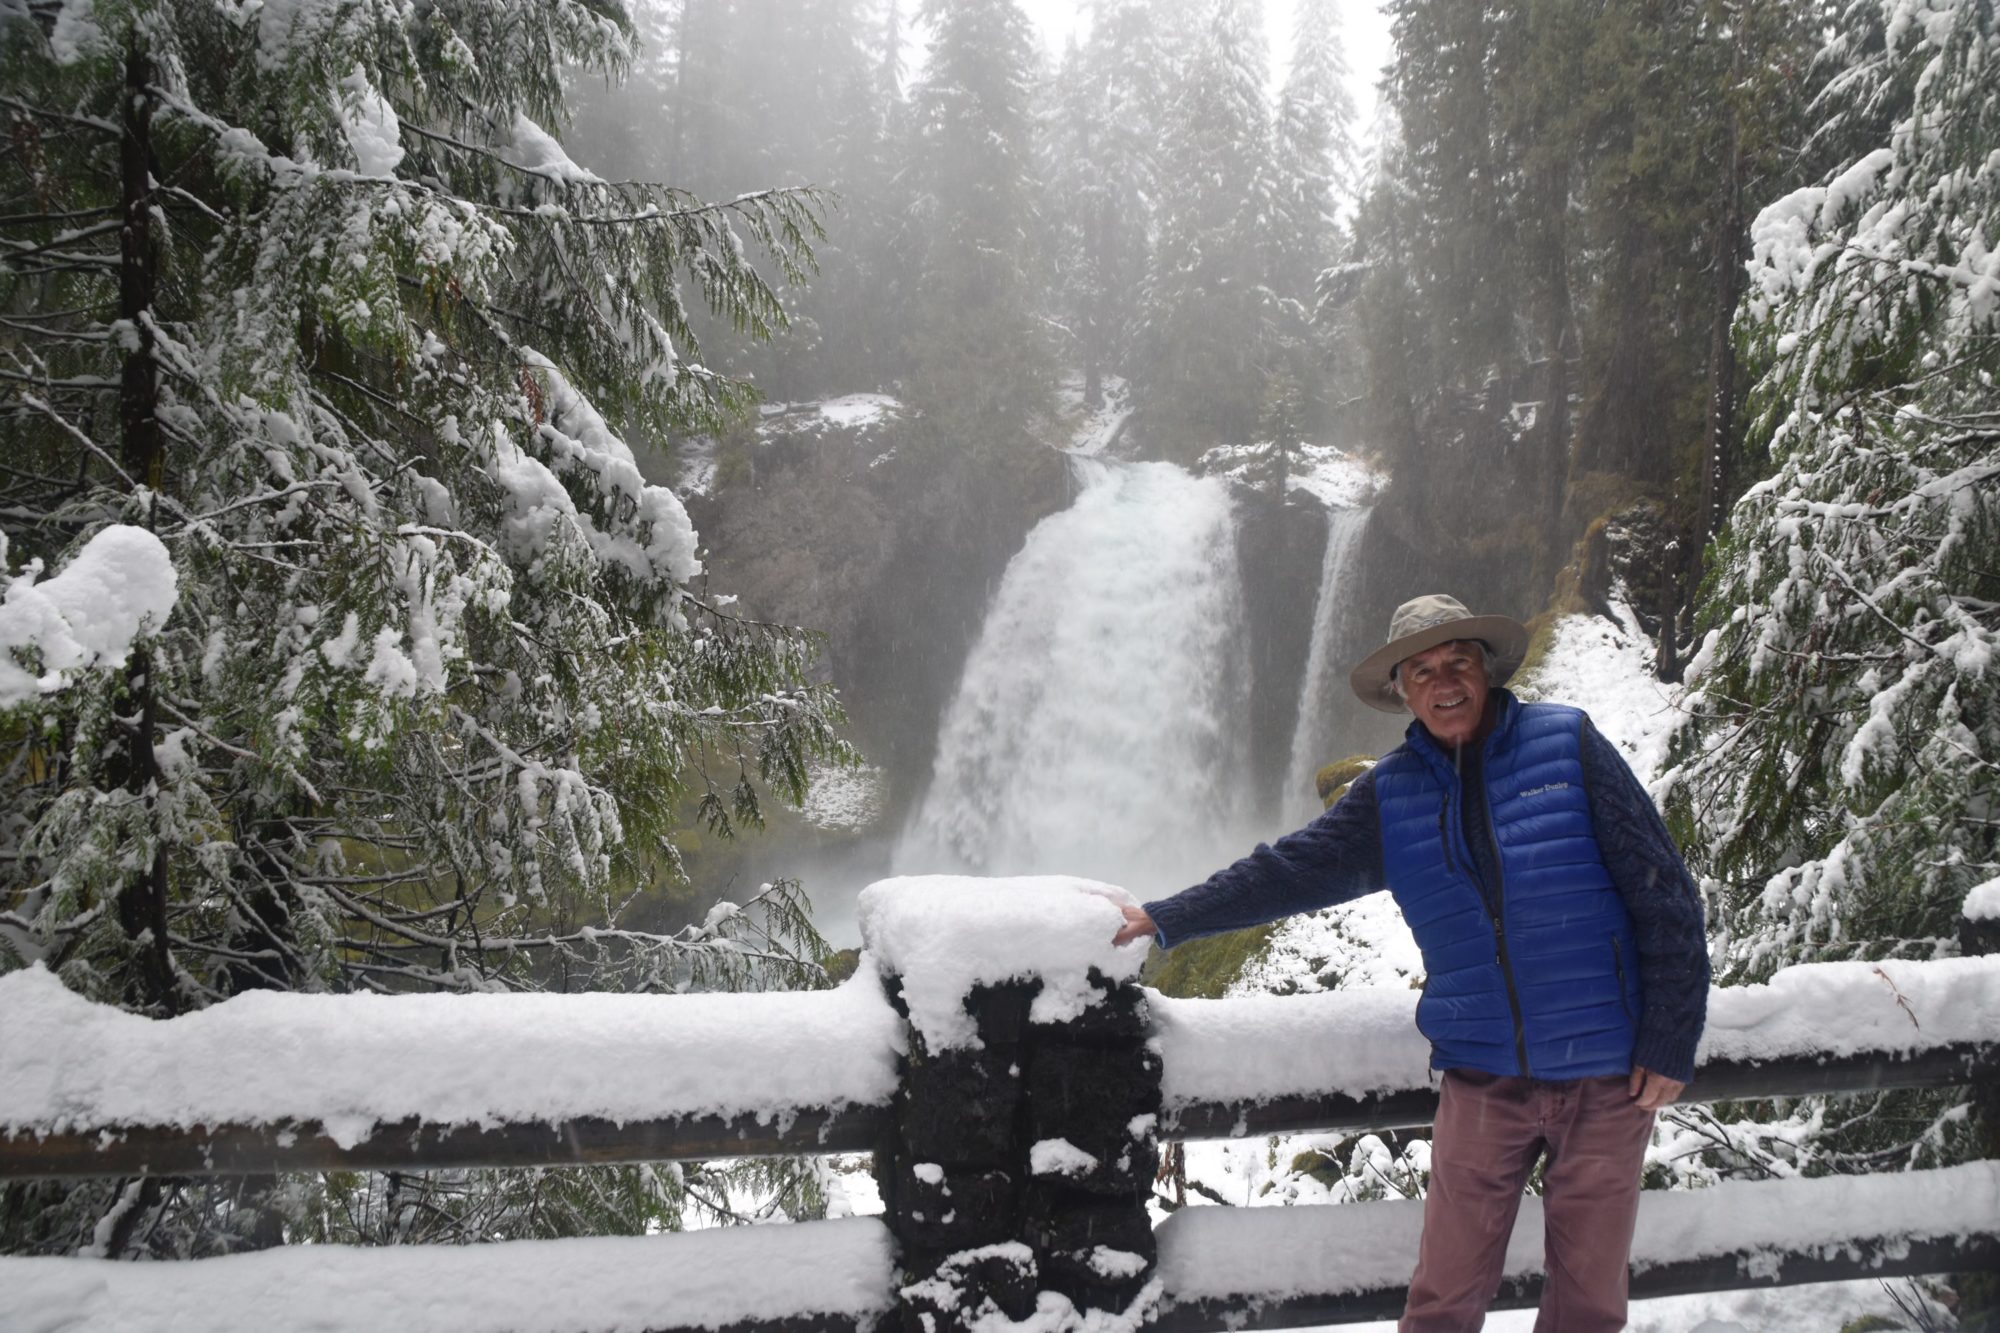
[1315,754,1376,809]
[1144,923,1279,1000]
[824,948,861,985]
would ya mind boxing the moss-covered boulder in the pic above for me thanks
[1315,754,1377,809]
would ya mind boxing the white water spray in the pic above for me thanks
[1283,505,1375,824]
[895,460,1255,891]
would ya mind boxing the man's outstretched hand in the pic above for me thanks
[1627,1066,1685,1110]
[1113,903,1157,948]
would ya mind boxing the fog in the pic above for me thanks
[554,0,1852,941]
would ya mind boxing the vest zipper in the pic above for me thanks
[1475,782,1532,1078]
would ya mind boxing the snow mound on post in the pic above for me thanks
[857,875,1147,1050]
[1964,876,2000,922]
[0,525,177,707]
[0,964,901,1144]
[1,1215,895,1333]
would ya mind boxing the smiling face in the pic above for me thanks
[1397,638,1491,749]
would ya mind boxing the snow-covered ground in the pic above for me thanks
[788,761,887,833]
[1057,373,1134,457]
[1197,439,1384,509]
[674,393,906,498]
[1518,592,1682,788]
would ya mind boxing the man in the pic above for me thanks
[1114,595,1709,1332]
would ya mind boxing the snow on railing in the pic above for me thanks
[0,960,904,1175]
[1156,951,2000,1140]
[4,876,2000,1333]
[1153,1161,2000,1331]
[1,1214,897,1333]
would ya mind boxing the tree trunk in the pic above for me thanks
[112,41,176,1016]
[1538,156,1574,569]
[1694,86,1744,583]
[1668,43,1746,684]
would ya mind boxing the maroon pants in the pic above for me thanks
[1399,1070,1656,1333]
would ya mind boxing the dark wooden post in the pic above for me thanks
[1959,893,2000,1331]
[874,969,1163,1329]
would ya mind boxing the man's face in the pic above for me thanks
[1398,639,1490,749]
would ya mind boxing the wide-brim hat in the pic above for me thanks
[1349,594,1529,714]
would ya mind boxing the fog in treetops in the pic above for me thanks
[2,0,1993,1272]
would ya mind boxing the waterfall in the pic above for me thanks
[895,459,1255,892]
[1282,505,1375,825]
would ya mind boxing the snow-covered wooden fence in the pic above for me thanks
[5,876,2000,1333]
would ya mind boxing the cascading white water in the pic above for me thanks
[895,459,1256,892]
[1282,505,1375,825]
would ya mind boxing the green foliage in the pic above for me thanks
[1655,0,1998,1229]
[1144,922,1278,1000]
[1352,0,1818,586]
[1662,0,2000,978]
[903,0,1052,452]
[1138,0,1275,453]
[0,0,848,1256]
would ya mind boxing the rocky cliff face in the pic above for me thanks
[1228,487,1330,819]
[685,397,1070,822]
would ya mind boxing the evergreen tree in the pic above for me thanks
[1259,0,1362,468]
[1662,0,1998,979]
[1349,0,1544,582]
[1268,0,1358,307]
[904,0,1052,448]
[1656,0,1996,1203]
[1045,1,1163,406]
[1,0,846,1254]
[1138,0,1276,452]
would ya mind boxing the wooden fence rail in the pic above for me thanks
[5,895,1999,1333]
[3,1041,1988,1182]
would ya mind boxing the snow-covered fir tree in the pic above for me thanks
[1664,0,1997,978]
[1043,1,1164,407]
[904,0,1052,448]
[1268,0,1358,306]
[1257,0,1361,482]
[1,0,849,1255]
[1138,0,1277,452]
[1656,0,1996,1185]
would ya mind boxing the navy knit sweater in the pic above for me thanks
[1145,702,1711,1083]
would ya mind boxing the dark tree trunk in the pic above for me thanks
[1666,58,1746,684]
[1539,156,1573,545]
[111,42,177,1016]
[1695,100,1744,580]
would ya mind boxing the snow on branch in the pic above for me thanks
[0,525,178,707]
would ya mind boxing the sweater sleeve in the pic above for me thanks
[1580,717,1711,1083]
[1144,768,1387,950]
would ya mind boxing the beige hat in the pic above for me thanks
[1349,594,1529,714]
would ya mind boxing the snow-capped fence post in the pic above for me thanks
[1961,880,2000,962]
[1960,882,2000,1285]
[860,877,1163,1331]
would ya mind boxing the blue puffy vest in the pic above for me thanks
[1372,695,1641,1080]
